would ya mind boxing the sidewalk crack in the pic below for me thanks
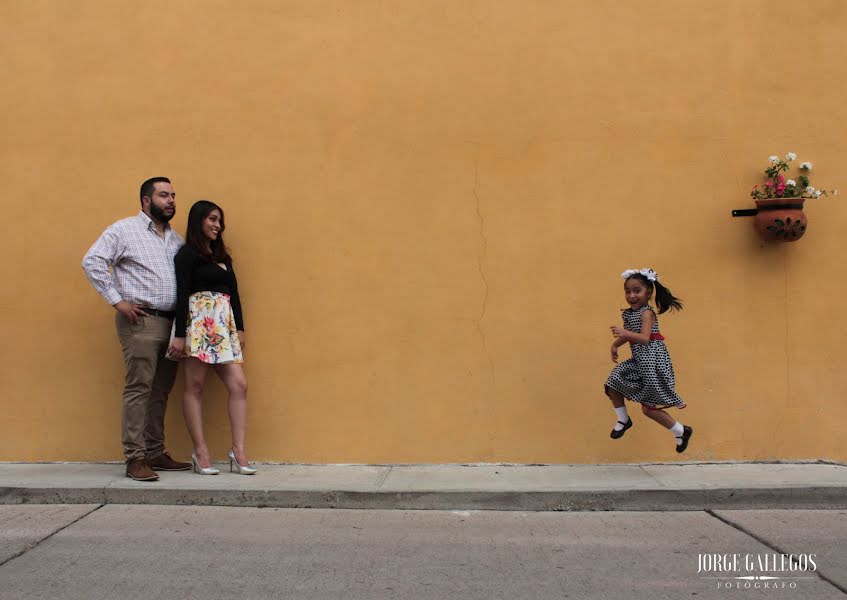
[375,466,393,489]
[638,466,664,487]
[705,510,847,595]
[0,504,104,567]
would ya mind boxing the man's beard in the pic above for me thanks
[149,203,175,223]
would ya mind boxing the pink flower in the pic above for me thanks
[203,317,216,334]
[765,181,773,187]
[777,175,785,183]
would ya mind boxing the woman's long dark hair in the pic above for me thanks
[627,273,683,314]
[185,200,232,266]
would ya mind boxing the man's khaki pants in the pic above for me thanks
[115,313,178,462]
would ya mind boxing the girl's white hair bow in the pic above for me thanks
[621,268,658,282]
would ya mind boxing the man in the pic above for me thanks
[83,177,191,481]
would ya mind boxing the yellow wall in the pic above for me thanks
[2,0,846,463]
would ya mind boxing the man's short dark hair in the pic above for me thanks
[140,177,171,207]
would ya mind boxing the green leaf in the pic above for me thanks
[775,219,785,227]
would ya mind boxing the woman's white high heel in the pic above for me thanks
[228,449,257,475]
[191,453,220,475]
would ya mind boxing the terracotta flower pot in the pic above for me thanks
[754,197,807,242]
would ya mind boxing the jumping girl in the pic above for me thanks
[605,268,693,453]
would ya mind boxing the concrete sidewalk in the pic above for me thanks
[1,461,845,511]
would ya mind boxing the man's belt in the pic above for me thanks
[143,308,176,319]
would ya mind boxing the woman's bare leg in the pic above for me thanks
[215,363,249,465]
[182,357,213,467]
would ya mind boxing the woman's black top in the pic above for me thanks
[173,244,245,335]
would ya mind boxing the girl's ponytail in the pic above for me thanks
[653,280,683,314]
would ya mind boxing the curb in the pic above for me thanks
[3,486,846,511]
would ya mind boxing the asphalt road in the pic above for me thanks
[1,506,845,599]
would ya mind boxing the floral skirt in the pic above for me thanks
[185,291,243,364]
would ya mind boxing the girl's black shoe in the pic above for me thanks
[676,425,693,453]
[610,418,632,439]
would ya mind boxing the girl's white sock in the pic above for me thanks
[670,421,684,444]
[613,407,629,431]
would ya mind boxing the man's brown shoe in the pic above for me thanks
[148,452,191,471]
[126,459,159,481]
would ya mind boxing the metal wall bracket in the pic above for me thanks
[732,209,758,217]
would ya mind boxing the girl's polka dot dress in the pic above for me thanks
[605,305,686,408]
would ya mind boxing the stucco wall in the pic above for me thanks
[2,0,845,462]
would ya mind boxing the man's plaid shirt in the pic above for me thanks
[82,211,184,310]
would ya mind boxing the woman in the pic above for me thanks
[169,200,256,475]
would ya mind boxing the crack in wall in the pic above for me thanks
[473,160,495,383]
[779,247,791,440]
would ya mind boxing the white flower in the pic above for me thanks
[834,189,839,196]
[620,269,638,279]
[786,179,796,187]
[815,190,822,197]
[806,186,815,194]
[786,152,797,161]
[800,162,813,170]
[769,155,780,163]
